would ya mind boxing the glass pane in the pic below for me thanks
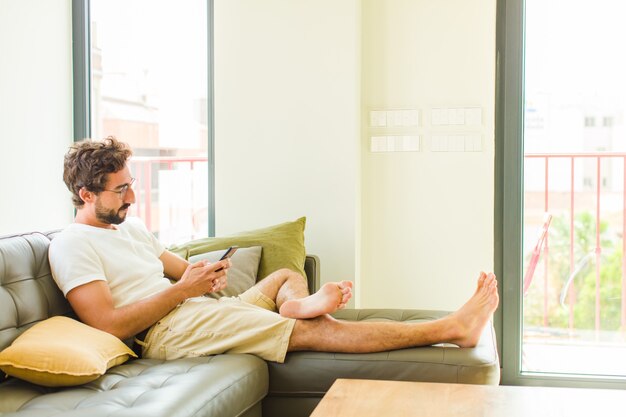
[90,0,209,245]
[522,0,626,376]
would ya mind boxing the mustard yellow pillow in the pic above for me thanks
[0,316,136,387]
[169,217,307,279]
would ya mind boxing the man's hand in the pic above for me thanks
[176,258,231,297]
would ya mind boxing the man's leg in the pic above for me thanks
[287,272,499,351]
[252,269,353,318]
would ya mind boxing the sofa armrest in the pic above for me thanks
[304,255,320,294]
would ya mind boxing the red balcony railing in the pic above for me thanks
[524,152,626,337]
[127,156,209,243]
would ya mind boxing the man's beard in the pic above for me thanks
[95,200,130,225]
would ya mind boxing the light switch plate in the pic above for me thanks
[370,136,388,152]
[370,111,387,127]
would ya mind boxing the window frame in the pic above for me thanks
[71,0,216,237]
[496,0,626,389]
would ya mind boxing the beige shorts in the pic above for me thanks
[140,287,296,363]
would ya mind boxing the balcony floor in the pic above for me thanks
[523,327,626,376]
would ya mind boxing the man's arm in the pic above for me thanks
[160,250,191,281]
[66,258,230,340]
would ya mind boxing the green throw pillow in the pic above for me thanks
[169,217,306,280]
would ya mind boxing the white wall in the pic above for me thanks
[0,0,74,235]
[360,0,496,310]
[215,0,496,311]
[214,0,361,297]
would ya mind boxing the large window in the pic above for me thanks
[498,0,626,388]
[73,0,214,244]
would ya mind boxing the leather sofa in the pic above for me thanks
[0,231,500,417]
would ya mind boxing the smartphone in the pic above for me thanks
[215,246,238,271]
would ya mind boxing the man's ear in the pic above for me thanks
[78,187,96,204]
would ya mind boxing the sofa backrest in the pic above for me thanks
[0,232,72,351]
[0,230,321,352]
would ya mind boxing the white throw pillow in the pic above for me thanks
[189,246,262,298]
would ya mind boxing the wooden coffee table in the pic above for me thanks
[310,378,626,417]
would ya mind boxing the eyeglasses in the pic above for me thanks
[102,178,136,199]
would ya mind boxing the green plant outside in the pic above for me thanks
[523,211,624,332]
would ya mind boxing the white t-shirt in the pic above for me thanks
[49,217,172,308]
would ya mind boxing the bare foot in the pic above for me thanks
[447,272,499,348]
[279,281,353,319]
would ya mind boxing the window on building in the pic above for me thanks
[584,116,595,127]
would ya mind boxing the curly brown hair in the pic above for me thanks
[63,136,133,208]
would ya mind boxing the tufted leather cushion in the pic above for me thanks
[0,354,268,416]
[0,232,72,352]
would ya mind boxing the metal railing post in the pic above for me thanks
[623,156,626,332]
[569,157,575,333]
[543,156,550,327]
[595,157,602,338]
